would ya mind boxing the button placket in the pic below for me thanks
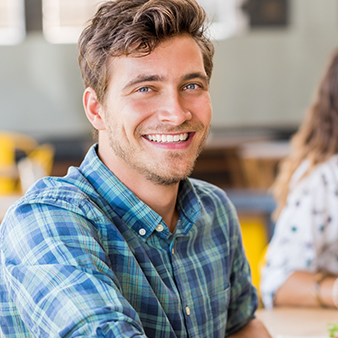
[169,237,176,255]
[185,306,191,316]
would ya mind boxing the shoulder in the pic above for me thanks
[276,155,338,236]
[0,173,109,261]
[3,169,104,229]
[188,178,237,219]
[316,155,338,182]
[291,155,338,192]
[189,178,231,203]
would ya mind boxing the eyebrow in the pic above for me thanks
[123,75,164,90]
[123,72,209,91]
[182,72,209,83]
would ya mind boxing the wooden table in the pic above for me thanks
[256,307,338,337]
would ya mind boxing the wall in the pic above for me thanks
[0,33,89,139]
[210,0,338,129]
[0,0,337,140]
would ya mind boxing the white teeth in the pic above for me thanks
[146,133,189,143]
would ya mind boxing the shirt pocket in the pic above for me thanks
[208,286,231,336]
[190,286,230,338]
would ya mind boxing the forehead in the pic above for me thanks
[108,35,207,85]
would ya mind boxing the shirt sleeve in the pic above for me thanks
[225,202,258,336]
[260,158,338,309]
[1,199,147,337]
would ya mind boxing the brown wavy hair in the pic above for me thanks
[78,0,214,104]
[273,47,338,219]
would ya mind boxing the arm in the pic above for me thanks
[225,201,263,335]
[274,271,338,307]
[228,318,271,338]
[1,200,147,337]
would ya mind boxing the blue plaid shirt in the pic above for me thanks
[0,144,257,337]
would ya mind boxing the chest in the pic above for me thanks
[104,220,232,337]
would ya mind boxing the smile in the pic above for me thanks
[145,133,189,143]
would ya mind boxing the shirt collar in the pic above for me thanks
[79,144,201,239]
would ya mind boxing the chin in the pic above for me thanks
[145,165,195,186]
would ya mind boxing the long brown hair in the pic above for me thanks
[273,48,338,219]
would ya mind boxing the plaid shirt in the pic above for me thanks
[0,145,257,337]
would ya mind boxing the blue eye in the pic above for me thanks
[138,87,150,92]
[185,84,197,90]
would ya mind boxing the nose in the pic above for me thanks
[157,91,192,126]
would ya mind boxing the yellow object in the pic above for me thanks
[257,245,268,285]
[18,144,55,193]
[2,132,38,154]
[238,214,268,290]
[28,144,54,176]
[0,131,54,195]
[0,134,16,195]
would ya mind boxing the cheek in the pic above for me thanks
[119,100,157,138]
[124,100,159,131]
[126,99,156,119]
[192,96,212,124]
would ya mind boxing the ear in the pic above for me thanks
[83,87,106,130]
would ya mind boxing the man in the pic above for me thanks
[0,0,271,336]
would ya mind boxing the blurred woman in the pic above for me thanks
[260,48,338,309]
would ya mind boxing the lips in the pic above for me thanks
[144,133,189,143]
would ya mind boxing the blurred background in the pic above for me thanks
[1,0,337,138]
[0,0,337,289]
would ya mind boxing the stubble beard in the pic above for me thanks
[107,124,209,187]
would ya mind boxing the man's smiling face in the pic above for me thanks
[97,34,212,186]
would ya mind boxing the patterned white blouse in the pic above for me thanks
[260,154,338,309]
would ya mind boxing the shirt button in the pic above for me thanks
[155,224,164,232]
[139,228,146,236]
[185,306,191,316]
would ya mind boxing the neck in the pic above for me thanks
[97,143,180,232]
[136,182,180,233]
[123,175,180,232]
